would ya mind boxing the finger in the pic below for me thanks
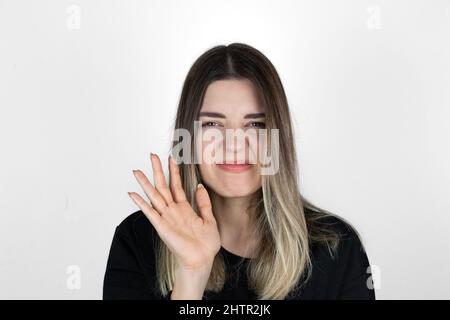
[195,183,215,222]
[150,153,174,205]
[168,154,187,203]
[128,191,164,231]
[132,169,168,214]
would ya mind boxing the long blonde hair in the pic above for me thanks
[158,43,342,299]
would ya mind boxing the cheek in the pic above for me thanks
[195,130,222,164]
[247,131,259,164]
[197,163,214,182]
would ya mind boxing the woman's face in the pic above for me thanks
[196,79,265,198]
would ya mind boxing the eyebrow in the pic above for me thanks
[199,112,265,119]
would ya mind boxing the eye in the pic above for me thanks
[202,121,221,127]
[247,121,266,128]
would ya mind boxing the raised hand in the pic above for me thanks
[128,153,221,273]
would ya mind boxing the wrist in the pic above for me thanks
[170,262,213,300]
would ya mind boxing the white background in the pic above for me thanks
[0,0,449,299]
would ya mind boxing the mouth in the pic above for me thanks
[216,161,252,173]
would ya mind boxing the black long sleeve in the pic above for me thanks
[103,210,376,300]
[103,226,168,299]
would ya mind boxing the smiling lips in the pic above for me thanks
[216,161,252,173]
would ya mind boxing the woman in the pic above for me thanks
[103,43,376,300]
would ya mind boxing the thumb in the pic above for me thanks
[195,183,215,222]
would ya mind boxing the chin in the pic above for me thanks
[207,177,261,198]
[199,165,261,198]
[217,188,256,198]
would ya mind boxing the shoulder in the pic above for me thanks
[303,208,375,297]
[104,210,164,299]
[304,206,371,275]
[305,207,365,249]
[115,210,151,237]
[113,210,159,269]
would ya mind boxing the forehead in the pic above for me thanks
[201,79,264,115]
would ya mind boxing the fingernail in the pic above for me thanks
[132,169,138,175]
[197,183,204,189]
[127,192,133,197]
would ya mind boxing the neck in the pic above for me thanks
[209,190,261,258]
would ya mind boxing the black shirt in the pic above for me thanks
[103,210,376,300]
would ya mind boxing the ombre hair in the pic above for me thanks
[157,43,346,299]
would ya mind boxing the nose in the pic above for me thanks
[223,128,248,162]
